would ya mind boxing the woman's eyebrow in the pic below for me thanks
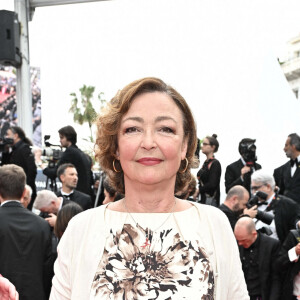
[122,116,177,124]
[122,116,143,124]
[155,116,177,123]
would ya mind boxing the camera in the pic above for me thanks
[247,191,274,225]
[42,135,63,168]
[0,137,13,152]
[43,148,63,165]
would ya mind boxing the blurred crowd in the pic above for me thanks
[0,66,42,147]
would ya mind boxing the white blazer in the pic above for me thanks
[50,202,249,300]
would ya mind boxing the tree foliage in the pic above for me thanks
[69,85,106,143]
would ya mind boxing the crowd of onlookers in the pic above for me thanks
[0,66,42,147]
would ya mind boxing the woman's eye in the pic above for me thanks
[160,127,174,134]
[125,127,139,134]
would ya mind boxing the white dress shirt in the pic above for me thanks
[255,193,278,240]
[291,155,300,177]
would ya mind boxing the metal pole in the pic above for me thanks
[11,0,109,140]
[94,171,103,207]
[30,0,109,8]
[14,0,32,139]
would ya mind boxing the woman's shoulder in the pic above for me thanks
[192,202,229,223]
[67,205,106,230]
[211,158,221,167]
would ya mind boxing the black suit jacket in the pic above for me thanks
[225,158,261,194]
[0,201,52,300]
[272,194,300,243]
[275,230,300,299]
[43,144,93,197]
[56,189,92,211]
[273,164,285,191]
[218,204,237,230]
[239,232,281,300]
[274,161,300,204]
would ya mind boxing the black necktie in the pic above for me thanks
[291,159,298,167]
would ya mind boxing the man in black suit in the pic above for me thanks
[225,138,261,194]
[219,185,257,230]
[275,229,300,299]
[0,164,52,300]
[1,126,37,210]
[251,169,300,243]
[56,163,92,210]
[43,125,93,197]
[274,133,300,205]
[234,216,281,300]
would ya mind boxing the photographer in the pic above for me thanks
[251,169,300,243]
[1,126,37,209]
[219,185,257,230]
[225,138,262,195]
[43,126,93,197]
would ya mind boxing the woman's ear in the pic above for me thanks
[181,138,188,160]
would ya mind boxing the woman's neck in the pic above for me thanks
[206,153,214,160]
[124,187,176,213]
[107,179,193,213]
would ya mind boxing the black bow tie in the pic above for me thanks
[291,159,298,167]
[62,192,73,200]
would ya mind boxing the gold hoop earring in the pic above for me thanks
[113,159,121,173]
[178,157,188,174]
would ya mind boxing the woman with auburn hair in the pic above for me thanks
[50,77,248,300]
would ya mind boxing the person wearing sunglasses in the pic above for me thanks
[196,134,221,206]
[251,169,300,244]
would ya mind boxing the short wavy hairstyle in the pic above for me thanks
[95,77,199,194]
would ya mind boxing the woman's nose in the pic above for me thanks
[141,130,156,150]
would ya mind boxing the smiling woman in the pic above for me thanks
[50,77,249,300]
[117,91,189,195]
[96,77,199,197]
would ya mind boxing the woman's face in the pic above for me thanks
[201,138,214,155]
[6,129,17,144]
[117,92,187,189]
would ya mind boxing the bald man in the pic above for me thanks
[219,185,257,230]
[234,217,281,300]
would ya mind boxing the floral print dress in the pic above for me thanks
[90,206,214,300]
